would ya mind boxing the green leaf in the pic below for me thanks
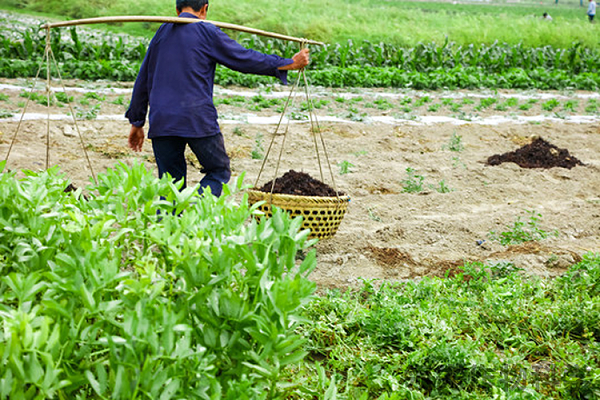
[85,370,102,396]
[159,378,180,400]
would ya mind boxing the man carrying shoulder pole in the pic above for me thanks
[126,0,309,196]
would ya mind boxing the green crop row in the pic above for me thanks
[0,27,148,63]
[301,66,600,90]
[301,39,600,74]
[2,28,600,75]
[2,57,599,90]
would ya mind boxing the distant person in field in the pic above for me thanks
[588,0,597,22]
[542,12,553,21]
[126,0,309,196]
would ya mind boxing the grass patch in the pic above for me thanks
[488,210,558,246]
[297,253,600,398]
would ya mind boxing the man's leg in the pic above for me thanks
[151,137,188,188]
[187,134,231,196]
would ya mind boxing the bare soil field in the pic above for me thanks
[1,78,599,289]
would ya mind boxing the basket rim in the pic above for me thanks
[247,189,350,202]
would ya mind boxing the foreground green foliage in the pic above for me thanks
[0,161,316,399]
[0,162,598,399]
[297,256,600,399]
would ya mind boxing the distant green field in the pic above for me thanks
[0,0,598,48]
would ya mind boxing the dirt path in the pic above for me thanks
[1,79,599,289]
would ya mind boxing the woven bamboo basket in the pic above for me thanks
[247,190,350,239]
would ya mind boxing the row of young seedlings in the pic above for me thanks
[3,27,600,73]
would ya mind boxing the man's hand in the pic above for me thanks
[278,48,310,70]
[128,125,145,152]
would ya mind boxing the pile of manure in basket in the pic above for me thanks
[486,137,584,169]
[256,170,344,197]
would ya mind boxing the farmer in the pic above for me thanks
[126,0,309,196]
[588,0,597,22]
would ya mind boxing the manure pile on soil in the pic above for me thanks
[256,170,342,197]
[487,137,583,169]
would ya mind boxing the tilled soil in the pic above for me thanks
[1,80,599,290]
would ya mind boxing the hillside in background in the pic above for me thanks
[0,0,598,48]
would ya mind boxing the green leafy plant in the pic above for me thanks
[519,98,538,110]
[84,91,106,101]
[0,109,15,118]
[452,155,467,169]
[55,91,73,103]
[0,93,9,102]
[344,107,367,122]
[0,161,316,399]
[585,99,599,113]
[475,97,497,111]
[248,94,281,111]
[251,133,264,159]
[442,131,464,152]
[488,210,558,246]
[337,160,355,175]
[110,95,127,106]
[542,98,560,111]
[75,103,101,120]
[427,103,442,112]
[430,180,453,193]
[449,102,462,112]
[487,261,524,278]
[401,167,425,193]
[494,102,508,111]
[301,99,329,111]
[505,97,519,107]
[563,100,579,112]
[367,206,382,222]
[414,96,431,107]
[290,111,309,121]
[19,89,53,106]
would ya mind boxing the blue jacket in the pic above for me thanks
[126,12,293,138]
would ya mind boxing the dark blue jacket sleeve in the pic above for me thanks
[125,48,150,127]
[208,27,294,84]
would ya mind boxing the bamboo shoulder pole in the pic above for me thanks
[40,16,325,46]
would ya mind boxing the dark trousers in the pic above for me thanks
[151,134,231,197]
